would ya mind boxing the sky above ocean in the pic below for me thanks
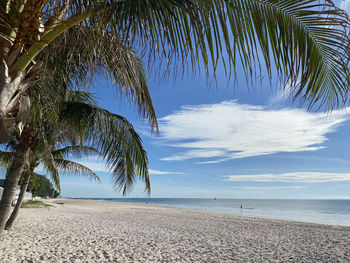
[9,1,350,199]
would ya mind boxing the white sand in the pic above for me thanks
[0,199,349,262]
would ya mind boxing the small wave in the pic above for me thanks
[319,211,336,215]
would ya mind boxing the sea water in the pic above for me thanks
[99,198,350,226]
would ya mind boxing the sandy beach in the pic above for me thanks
[0,199,349,262]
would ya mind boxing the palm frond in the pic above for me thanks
[225,0,350,108]
[54,159,101,182]
[109,126,150,195]
[38,25,158,131]
[89,0,350,108]
[38,129,60,190]
[3,1,349,109]
[0,150,12,167]
[51,146,99,160]
[61,102,150,194]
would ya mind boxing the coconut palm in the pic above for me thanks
[59,101,150,195]
[0,89,151,233]
[0,22,155,233]
[2,140,100,230]
[0,0,349,144]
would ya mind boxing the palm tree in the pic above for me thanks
[0,0,349,234]
[3,132,101,230]
[0,86,152,231]
[0,90,151,233]
[0,22,155,233]
[59,101,150,195]
[0,0,349,143]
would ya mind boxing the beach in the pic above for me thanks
[0,199,349,262]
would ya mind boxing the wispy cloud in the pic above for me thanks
[269,82,294,105]
[224,172,350,183]
[63,158,188,176]
[159,101,348,163]
[37,157,188,176]
[78,159,108,172]
[33,157,109,174]
[149,169,188,175]
[230,186,306,190]
[341,0,350,11]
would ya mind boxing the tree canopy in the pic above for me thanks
[0,1,349,144]
[25,173,59,198]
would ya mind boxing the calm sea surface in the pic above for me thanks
[97,198,350,226]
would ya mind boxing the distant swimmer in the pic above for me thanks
[240,205,243,209]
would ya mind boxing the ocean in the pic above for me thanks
[99,198,350,226]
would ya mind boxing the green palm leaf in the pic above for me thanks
[81,0,350,108]
[38,129,60,190]
[60,101,150,194]
[0,150,12,167]
[34,26,158,131]
[224,0,350,108]
[51,146,99,160]
[53,159,101,182]
[2,0,348,114]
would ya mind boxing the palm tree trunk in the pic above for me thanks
[0,128,31,234]
[5,170,31,230]
[0,59,25,144]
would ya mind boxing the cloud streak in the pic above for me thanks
[158,101,348,163]
[64,158,188,176]
[149,169,188,175]
[230,186,306,190]
[224,172,350,183]
[341,0,350,11]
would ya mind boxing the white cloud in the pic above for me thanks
[36,157,188,176]
[159,101,348,163]
[35,158,109,174]
[79,160,188,175]
[341,0,350,11]
[149,169,188,175]
[269,82,294,105]
[230,186,306,190]
[78,159,109,173]
[224,172,350,183]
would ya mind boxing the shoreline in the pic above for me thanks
[68,198,350,228]
[1,198,349,262]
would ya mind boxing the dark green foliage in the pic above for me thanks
[61,102,150,194]
[27,174,59,198]
[2,1,349,111]
[87,0,350,108]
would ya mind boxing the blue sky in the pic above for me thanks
[3,1,350,199]
[57,1,350,199]
[58,45,350,199]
